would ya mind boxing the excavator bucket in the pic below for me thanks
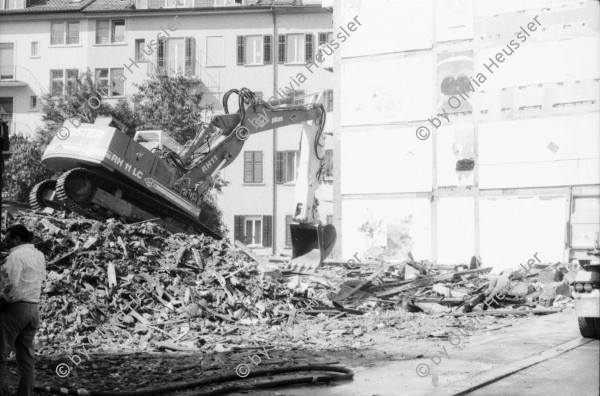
[287,223,337,272]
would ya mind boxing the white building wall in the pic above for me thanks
[334,0,600,272]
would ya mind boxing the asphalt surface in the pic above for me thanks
[235,308,599,396]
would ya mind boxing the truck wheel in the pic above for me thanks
[578,317,599,339]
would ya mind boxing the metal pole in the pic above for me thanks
[0,120,9,235]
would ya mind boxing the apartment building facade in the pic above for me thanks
[0,0,335,255]
[334,0,599,271]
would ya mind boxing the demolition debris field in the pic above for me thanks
[0,209,576,394]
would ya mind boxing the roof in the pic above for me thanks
[0,0,308,15]
[0,0,95,13]
[83,0,132,11]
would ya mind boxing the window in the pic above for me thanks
[96,21,109,44]
[286,34,303,64]
[67,22,80,45]
[263,35,272,64]
[282,34,314,64]
[50,70,64,95]
[285,215,293,247]
[0,43,14,80]
[144,0,192,8]
[236,35,272,66]
[275,151,298,184]
[317,32,333,60]
[234,215,272,247]
[245,36,262,65]
[318,32,333,47]
[112,20,125,43]
[2,0,25,9]
[305,34,313,62]
[278,35,286,63]
[157,37,196,76]
[94,68,124,97]
[0,0,28,10]
[96,20,125,44]
[319,149,333,181]
[135,39,146,61]
[30,96,38,111]
[50,69,79,96]
[51,22,80,46]
[237,36,245,65]
[66,69,78,94]
[243,151,263,183]
[0,97,13,126]
[246,217,262,246]
[30,42,39,57]
[326,89,333,112]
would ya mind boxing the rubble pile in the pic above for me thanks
[1,210,574,356]
[3,211,299,355]
[308,258,572,317]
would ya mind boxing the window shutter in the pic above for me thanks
[254,151,263,183]
[305,34,313,62]
[278,35,286,64]
[243,151,253,183]
[185,37,195,75]
[157,37,166,70]
[263,35,272,64]
[234,215,244,242]
[237,36,245,65]
[275,152,284,184]
[263,215,272,247]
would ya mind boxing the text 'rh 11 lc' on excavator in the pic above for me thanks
[31,88,336,266]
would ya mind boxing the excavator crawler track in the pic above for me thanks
[29,179,63,212]
[56,169,103,220]
[56,167,221,238]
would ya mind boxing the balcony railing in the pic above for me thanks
[149,58,221,94]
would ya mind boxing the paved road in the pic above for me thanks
[235,308,599,396]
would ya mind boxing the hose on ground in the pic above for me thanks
[34,364,354,396]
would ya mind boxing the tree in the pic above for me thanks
[131,73,205,144]
[2,129,60,202]
[4,71,228,235]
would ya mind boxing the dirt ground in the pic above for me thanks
[3,309,528,395]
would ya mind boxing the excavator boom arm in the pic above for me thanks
[175,89,325,201]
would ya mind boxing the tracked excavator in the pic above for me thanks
[31,88,336,264]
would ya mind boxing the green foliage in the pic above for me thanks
[109,99,140,137]
[4,71,228,235]
[2,130,60,202]
[131,73,205,143]
[41,70,113,128]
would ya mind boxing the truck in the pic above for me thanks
[572,246,600,339]
[30,88,336,264]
